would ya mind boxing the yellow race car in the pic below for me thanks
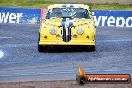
[38,4,96,52]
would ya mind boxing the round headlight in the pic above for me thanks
[77,28,84,35]
[41,23,46,27]
[50,28,56,35]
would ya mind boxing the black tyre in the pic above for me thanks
[38,45,43,52]
[38,33,47,52]
[38,33,43,52]
[90,45,95,51]
[38,45,48,52]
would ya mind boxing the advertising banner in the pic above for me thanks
[0,7,40,24]
[93,10,132,27]
[0,7,132,27]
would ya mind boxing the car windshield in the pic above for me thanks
[46,8,90,19]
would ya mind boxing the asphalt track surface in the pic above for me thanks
[0,23,132,83]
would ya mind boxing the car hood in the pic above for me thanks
[43,18,93,27]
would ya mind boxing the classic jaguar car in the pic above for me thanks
[38,4,96,52]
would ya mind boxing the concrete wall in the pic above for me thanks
[50,0,132,4]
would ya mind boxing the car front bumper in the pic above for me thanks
[39,40,95,46]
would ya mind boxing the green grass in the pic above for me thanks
[0,0,132,10]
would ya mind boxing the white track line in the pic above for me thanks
[0,39,131,48]
[0,70,74,77]
[0,50,4,59]
[97,39,132,42]
[1,69,132,77]
[0,43,36,48]
[0,37,12,39]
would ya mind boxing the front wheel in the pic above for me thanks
[38,45,48,52]
[88,45,95,51]
[38,33,48,52]
[38,45,43,52]
[91,45,95,51]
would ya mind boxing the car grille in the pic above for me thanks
[62,27,72,42]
